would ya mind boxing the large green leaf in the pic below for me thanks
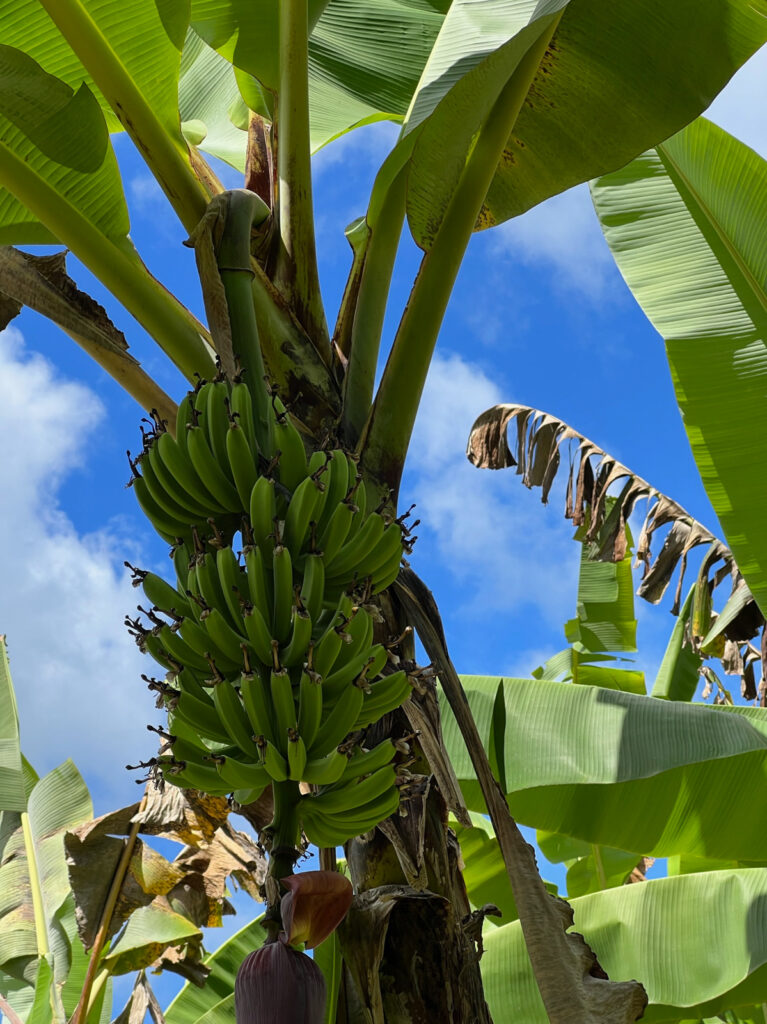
[403,0,767,248]
[164,915,266,1024]
[0,639,25,813]
[651,585,703,701]
[441,676,767,860]
[189,0,448,155]
[591,117,767,617]
[0,45,128,245]
[1,0,187,134]
[481,869,767,1022]
[0,760,92,1022]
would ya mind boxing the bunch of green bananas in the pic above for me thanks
[127,372,414,847]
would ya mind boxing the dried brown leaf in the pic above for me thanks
[468,403,743,635]
[112,972,166,1024]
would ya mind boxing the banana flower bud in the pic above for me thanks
[280,870,353,949]
[235,872,353,1024]
[235,940,325,1024]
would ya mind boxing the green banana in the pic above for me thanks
[322,646,379,702]
[174,690,232,745]
[272,402,307,490]
[213,752,270,791]
[339,739,397,782]
[149,435,212,521]
[249,475,277,556]
[187,424,241,512]
[130,475,187,544]
[230,379,259,458]
[205,379,232,471]
[300,748,348,785]
[177,615,240,673]
[216,546,248,630]
[260,736,289,782]
[300,553,325,623]
[160,758,231,796]
[138,453,196,526]
[317,500,355,566]
[240,670,278,747]
[305,785,400,836]
[279,608,313,668]
[155,429,226,514]
[244,544,273,627]
[310,764,397,814]
[195,553,232,626]
[308,684,364,758]
[354,671,411,729]
[172,543,192,591]
[242,604,275,667]
[297,669,323,749]
[211,680,260,757]
[201,607,248,666]
[137,570,192,619]
[272,545,294,644]
[226,420,259,508]
[270,668,297,751]
[314,451,348,534]
[157,623,210,674]
[327,521,403,587]
[282,474,322,558]
[287,730,308,781]
[324,512,385,581]
[175,392,194,455]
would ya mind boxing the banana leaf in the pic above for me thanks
[481,869,767,1022]
[590,117,767,617]
[164,915,267,1024]
[440,676,767,860]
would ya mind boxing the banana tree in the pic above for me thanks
[0,0,766,1022]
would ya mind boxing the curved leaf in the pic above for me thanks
[591,117,767,618]
[404,0,767,248]
[651,585,703,701]
[0,639,25,813]
[440,676,767,860]
[482,869,767,1022]
[189,0,448,154]
[164,915,266,1024]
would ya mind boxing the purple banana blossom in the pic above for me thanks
[235,872,353,1024]
[235,939,326,1024]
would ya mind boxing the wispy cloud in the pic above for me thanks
[489,183,617,301]
[403,352,577,657]
[0,328,153,810]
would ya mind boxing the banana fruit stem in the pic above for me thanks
[269,781,301,884]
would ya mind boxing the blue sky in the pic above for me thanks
[1,42,765,1010]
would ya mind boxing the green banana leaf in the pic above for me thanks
[481,869,767,1022]
[178,30,248,172]
[0,45,128,245]
[440,676,767,860]
[0,0,191,243]
[164,915,266,1024]
[652,584,703,701]
[0,759,93,1023]
[536,830,644,898]
[534,513,644,692]
[590,117,767,617]
[189,0,448,154]
[402,0,767,249]
[0,639,26,812]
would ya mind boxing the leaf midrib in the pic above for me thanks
[656,138,767,325]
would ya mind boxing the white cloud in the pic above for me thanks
[0,329,152,810]
[403,352,577,645]
[490,183,616,300]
